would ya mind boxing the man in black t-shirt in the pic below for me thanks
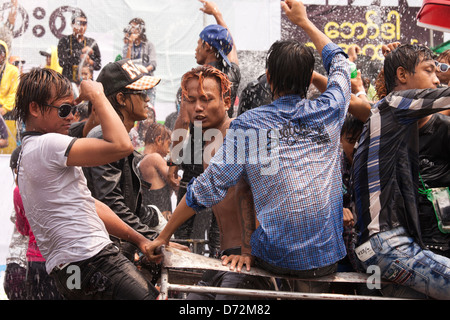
[57,10,101,83]
[418,112,450,258]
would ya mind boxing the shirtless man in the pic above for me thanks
[161,65,272,300]
[149,1,350,286]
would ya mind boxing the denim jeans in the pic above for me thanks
[357,227,450,299]
[51,243,159,300]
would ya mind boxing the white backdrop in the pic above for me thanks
[0,0,281,299]
[5,0,281,121]
[0,0,449,299]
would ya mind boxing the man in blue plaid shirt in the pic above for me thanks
[148,0,351,279]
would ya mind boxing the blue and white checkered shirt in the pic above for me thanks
[186,43,350,270]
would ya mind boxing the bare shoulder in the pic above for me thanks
[141,152,165,165]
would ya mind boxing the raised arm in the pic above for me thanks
[66,80,134,167]
[281,0,331,57]
[199,0,238,65]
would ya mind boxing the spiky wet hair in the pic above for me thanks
[383,43,436,94]
[180,65,231,104]
[14,68,72,123]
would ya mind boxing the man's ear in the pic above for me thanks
[116,92,127,106]
[29,101,40,118]
[396,66,408,85]
[204,42,214,53]
[224,95,231,111]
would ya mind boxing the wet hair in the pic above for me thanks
[144,122,171,145]
[71,10,87,24]
[383,43,436,94]
[10,145,21,171]
[14,68,72,123]
[105,90,128,122]
[437,49,450,64]
[180,65,231,103]
[266,39,314,99]
[76,101,91,121]
[125,18,147,42]
[341,113,364,142]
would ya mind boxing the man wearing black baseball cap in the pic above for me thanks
[83,59,184,269]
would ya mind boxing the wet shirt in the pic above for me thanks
[18,133,112,274]
[57,34,101,82]
[237,73,272,116]
[352,87,450,245]
[185,43,350,271]
[418,113,450,251]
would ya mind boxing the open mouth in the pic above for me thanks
[195,115,206,122]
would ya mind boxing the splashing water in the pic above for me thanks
[77,40,97,82]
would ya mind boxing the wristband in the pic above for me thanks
[355,91,366,97]
[166,160,177,167]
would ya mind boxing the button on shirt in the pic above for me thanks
[185,43,351,271]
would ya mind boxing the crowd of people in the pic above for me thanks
[2,0,450,300]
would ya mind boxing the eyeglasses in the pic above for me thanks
[45,103,77,118]
[74,20,87,27]
[123,90,148,100]
[435,61,449,73]
[12,60,25,67]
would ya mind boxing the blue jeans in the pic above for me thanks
[51,244,159,300]
[357,227,450,299]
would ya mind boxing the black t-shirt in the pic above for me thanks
[418,113,450,251]
[237,73,272,116]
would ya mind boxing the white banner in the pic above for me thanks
[1,0,281,120]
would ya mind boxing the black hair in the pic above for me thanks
[383,43,436,94]
[125,18,147,42]
[105,90,129,122]
[341,113,364,142]
[76,101,91,121]
[14,68,72,124]
[10,145,21,170]
[437,49,450,64]
[144,122,171,145]
[71,10,87,24]
[266,39,314,99]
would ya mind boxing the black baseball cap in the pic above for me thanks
[96,59,160,96]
